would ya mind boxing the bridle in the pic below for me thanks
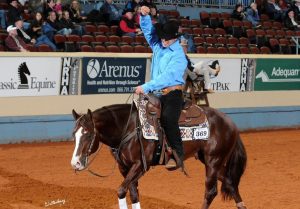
[73,115,103,173]
[73,93,141,177]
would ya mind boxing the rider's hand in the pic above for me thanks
[135,86,144,94]
[141,6,150,16]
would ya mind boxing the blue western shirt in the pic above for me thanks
[140,15,187,93]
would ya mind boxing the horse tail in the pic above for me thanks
[221,134,247,200]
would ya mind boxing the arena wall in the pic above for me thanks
[0,52,299,143]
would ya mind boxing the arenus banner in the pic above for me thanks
[82,57,147,94]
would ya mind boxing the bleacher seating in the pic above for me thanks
[0,0,298,54]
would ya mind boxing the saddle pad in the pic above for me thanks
[133,98,210,141]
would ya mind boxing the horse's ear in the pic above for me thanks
[87,109,93,120]
[72,109,80,120]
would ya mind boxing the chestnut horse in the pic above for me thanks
[70,103,247,209]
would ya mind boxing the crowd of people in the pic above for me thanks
[0,0,299,52]
[231,0,300,30]
[0,0,167,51]
[1,0,90,51]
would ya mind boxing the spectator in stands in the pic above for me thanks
[44,0,56,19]
[0,9,6,29]
[54,0,63,20]
[59,10,82,35]
[18,0,29,6]
[16,16,57,51]
[68,0,86,23]
[61,0,72,5]
[54,0,62,12]
[30,11,57,51]
[266,0,284,21]
[117,9,141,37]
[7,0,26,27]
[7,0,30,30]
[125,0,141,10]
[193,60,221,93]
[28,0,45,14]
[284,9,300,30]
[278,0,288,12]
[100,0,122,26]
[5,25,29,52]
[46,11,72,38]
[231,3,246,20]
[134,5,141,26]
[150,6,168,24]
[140,0,156,9]
[291,0,300,20]
[246,2,261,27]
[179,26,195,53]
[29,12,43,38]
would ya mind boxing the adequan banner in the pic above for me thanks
[0,57,61,97]
[190,58,242,92]
[60,57,80,95]
[254,59,300,91]
[82,57,146,94]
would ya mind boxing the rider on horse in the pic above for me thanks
[135,6,187,169]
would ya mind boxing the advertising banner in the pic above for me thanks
[60,57,80,95]
[190,58,242,92]
[82,57,146,94]
[240,58,256,91]
[254,59,300,91]
[0,57,61,97]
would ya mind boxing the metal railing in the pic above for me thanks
[79,0,253,9]
[291,36,300,54]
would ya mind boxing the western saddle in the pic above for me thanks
[145,94,206,127]
[142,94,206,166]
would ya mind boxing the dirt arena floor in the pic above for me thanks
[0,129,299,209]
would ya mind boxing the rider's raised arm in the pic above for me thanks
[140,15,160,49]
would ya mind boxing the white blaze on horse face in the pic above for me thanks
[71,127,83,169]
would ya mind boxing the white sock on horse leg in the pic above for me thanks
[236,202,246,208]
[118,197,128,209]
[132,202,141,209]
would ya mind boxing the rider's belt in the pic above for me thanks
[162,85,183,95]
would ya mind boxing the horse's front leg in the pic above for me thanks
[129,181,141,209]
[118,162,143,209]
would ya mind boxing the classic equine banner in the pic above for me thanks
[0,57,61,97]
[82,57,146,94]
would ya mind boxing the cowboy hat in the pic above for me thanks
[7,25,17,32]
[154,20,180,40]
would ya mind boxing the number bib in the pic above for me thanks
[192,127,209,140]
